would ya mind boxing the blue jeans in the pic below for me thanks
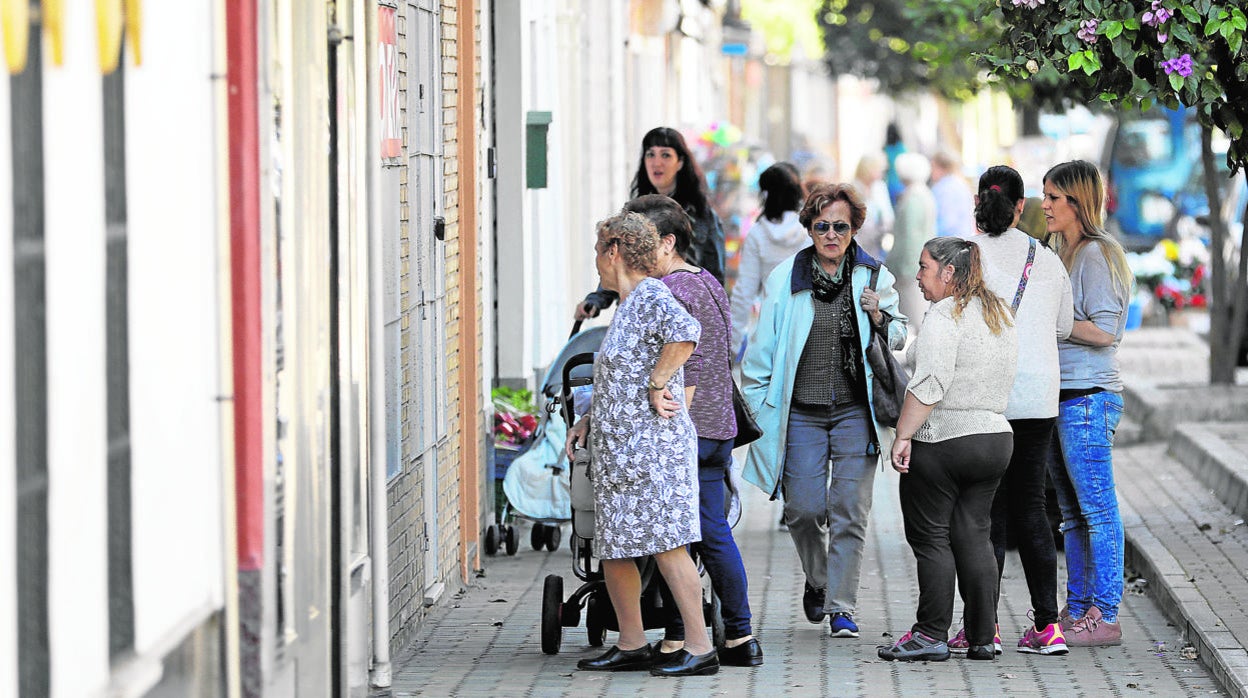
[783,402,876,615]
[664,438,753,640]
[1048,391,1125,623]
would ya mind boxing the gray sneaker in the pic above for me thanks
[877,631,951,662]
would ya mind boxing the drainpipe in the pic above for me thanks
[365,2,392,688]
[225,0,264,691]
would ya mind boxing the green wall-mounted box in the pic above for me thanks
[526,111,553,189]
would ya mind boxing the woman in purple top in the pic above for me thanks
[625,194,763,668]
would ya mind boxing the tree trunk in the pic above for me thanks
[1200,125,1233,384]
[1229,195,1248,374]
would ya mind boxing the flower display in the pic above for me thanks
[492,387,540,447]
[1077,19,1099,44]
[1128,238,1210,312]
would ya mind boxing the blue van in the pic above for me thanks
[1103,106,1202,250]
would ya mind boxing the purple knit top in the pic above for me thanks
[662,268,737,440]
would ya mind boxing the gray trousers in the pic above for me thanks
[782,401,877,614]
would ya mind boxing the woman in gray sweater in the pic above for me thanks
[879,237,1017,663]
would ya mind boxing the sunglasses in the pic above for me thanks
[812,221,852,237]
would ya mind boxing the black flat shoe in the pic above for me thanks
[718,638,764,667]
[649,649,719,677]
[649,642,683,668]
[966,644,995,660]
[576,644,654,671]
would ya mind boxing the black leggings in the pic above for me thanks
[899,432,1012,646]
[989,418,1059,628]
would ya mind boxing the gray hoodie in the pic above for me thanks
[730,210,809,353]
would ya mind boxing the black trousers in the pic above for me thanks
[899,432,1012,646]
[989,418,1059,628]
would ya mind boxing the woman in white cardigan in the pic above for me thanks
[955,165,1074,657]
[880,237,1017,663]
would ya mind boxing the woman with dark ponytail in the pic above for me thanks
[946,166,1074,656]
[878,237,1018,663]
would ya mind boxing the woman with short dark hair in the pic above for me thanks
[741,182,907,640]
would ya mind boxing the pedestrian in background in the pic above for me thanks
[885,152,937,330]
[730,163,808,359]
[884,122,907,205]
[627,195,764,669]
[740,183,907,640]
[930,150,976,238]
[1043,160,1132,647]
[575,127,727,321]
[565,212,717,677]
[881,237,1017,663]
[954,165,1074,657]
[850,152,896,260]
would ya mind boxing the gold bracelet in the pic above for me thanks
[647,378,665,391]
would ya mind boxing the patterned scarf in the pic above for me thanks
[810,256,862,383]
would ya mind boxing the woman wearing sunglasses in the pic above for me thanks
[740,182,908,639]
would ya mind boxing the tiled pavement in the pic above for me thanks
[379,326,1244,697]
[384,467,1222,696]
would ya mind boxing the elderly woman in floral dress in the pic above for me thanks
[566,211,719,677]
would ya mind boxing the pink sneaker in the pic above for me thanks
[1066,606,1122,647]
[948,627,969,653]
[1017,622,1069,655]
[947,625,1001,654]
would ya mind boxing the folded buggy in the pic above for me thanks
[539,348,726,655]
[486,323,608,556]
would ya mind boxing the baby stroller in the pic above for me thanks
[486,322,608,556]
[539,344,727,655]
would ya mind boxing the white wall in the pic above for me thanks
[125,0,225,661]
[43,7,111,696]
[0,39,16,698]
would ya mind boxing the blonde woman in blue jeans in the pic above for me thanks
[1042,160,1131,647]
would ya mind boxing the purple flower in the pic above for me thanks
[1157,32,1168,43]
[1077,19,1099,43]
[1143,1,1172,27]
[1162,53,1193,78]
[1011,0,1046,8]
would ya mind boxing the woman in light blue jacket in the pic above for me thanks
[741,183,907,638]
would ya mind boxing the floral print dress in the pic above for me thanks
[590,277,702,559]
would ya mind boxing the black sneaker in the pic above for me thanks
[802,583,826,624]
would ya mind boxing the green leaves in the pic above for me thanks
[1067,49,1101,75]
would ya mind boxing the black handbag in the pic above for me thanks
[731,381,763,448]
[864,267,909,428]
[696,272,764,448]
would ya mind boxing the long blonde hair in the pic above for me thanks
[923,237,1013,335]
[1044,160,1133,298]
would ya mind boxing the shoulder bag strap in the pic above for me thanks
[1011,237,1038,314]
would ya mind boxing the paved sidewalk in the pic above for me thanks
[383,466,1221,696]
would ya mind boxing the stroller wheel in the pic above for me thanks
[541,575,564,655]
[504,525,519,556]
[586,596,607,647]
[544,525,562,552]
[530,523,546,551]
[483,524,499,556]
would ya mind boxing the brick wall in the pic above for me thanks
[384,0,486,652]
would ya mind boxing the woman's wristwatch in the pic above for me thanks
[647,378,665,392]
